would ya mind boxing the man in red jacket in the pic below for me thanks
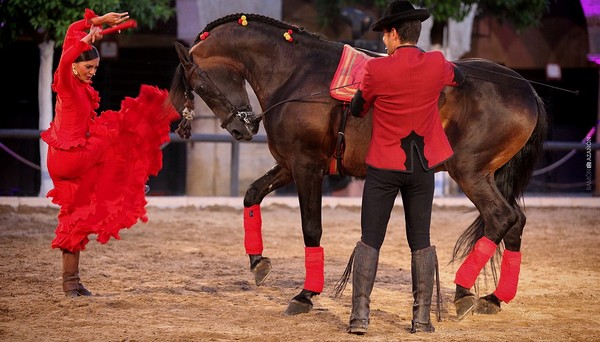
[346,0,464,335]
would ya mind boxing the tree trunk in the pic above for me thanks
[38,40,54,197]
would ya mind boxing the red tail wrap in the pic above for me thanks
[454,236,497,288]
[493,250,522,303]
[243,204,263,255]
[304,246,324,293]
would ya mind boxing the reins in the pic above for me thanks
[252,81,361,120]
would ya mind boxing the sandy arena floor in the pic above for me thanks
[0,197,599,341]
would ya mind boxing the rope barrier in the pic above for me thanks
[532,125,597,176]
[0,142,40,170]
[1,123,597,185]
[530,179,595,189]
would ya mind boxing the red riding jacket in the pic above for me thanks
[351,46,462,172]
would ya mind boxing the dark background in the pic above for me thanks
[0,1,597,196]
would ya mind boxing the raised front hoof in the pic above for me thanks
[250,257,272,286]
[284,289,318,316]
[455,294,477,320]
[475,294,502,314]
[410,321,435,333]
[347,319,368,335]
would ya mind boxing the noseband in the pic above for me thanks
[182,61,259,131]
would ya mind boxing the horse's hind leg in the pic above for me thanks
[449,173,521,319]
[476,207,525,314]
[243,164,293,286]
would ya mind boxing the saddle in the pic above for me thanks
[328,45,373,176]
[330,44,372,102]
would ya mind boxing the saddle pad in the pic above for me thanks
[330,44,373,102]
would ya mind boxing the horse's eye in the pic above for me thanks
[195,85,205,94]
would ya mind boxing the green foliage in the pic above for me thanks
[0,0,174,47]
[421,0,479,23]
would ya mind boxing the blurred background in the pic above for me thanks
[0,0,597,197]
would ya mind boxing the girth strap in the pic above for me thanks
[331,105,349,176]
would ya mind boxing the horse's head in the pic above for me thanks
[173,42,259,141]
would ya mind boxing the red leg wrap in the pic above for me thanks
[454,236,497,288]
[243,204,263,255]
[304,246,324,293]
[493,250,522,303]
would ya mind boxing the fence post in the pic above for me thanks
[231,140,240,196]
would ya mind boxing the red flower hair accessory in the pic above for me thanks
[238,15,248,26]
[199,31,210,40]
[283,29,293,42]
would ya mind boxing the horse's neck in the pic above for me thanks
[243,35,342,106]
[206,22,342,108]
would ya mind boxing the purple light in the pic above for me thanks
[589,56,600,65]
[581,1,600,17]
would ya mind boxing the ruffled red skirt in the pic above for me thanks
[45,85,180,252]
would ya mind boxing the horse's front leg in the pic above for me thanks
[243,164,293,286]
[284,165,326,316]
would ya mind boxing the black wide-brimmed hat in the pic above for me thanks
[371,0,430,32]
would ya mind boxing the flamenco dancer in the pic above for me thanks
[41,9,179,297]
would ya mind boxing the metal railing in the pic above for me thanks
[1,129,598,195]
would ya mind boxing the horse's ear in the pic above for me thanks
[174,41,192,67]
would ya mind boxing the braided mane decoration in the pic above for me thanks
[177,13,329,139]
[193,13,324,45]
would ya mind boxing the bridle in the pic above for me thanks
[180,60,259,132]
[174,56,362,141]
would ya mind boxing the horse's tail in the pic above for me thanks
[452,92,548,263]
[331,247,356,299]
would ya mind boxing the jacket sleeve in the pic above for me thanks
[350,62,374,117]
[61,9,96,52]
[444,61,465,87]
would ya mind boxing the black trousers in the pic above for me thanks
[360,164,434,252]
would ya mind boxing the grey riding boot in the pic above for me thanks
[347,241,379,335]
[410,245,437,333]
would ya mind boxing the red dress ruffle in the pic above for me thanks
[48,85,180,252]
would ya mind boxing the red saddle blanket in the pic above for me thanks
[330,44,374,102]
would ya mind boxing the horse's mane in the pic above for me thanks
[193,13,326,45]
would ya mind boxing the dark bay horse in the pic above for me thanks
[169,13,547,317]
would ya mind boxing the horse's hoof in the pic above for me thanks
[284,299,313,316]
[251,257,272,286]
[455,295,477,320]
[475,294,501,314]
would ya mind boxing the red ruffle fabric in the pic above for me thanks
[49,85,180,252]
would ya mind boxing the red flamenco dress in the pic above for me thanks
[41,11,180,253]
